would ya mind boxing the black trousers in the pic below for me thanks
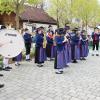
[25,43,31,55]
[35,47,44,64]
[71,44,75,60]
[46,44,52,58]
[92,41,99,51]
[54,51,57,69]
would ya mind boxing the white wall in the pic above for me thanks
[23,22,57,32]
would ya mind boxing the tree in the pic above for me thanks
[48,0,72,28]
[71,0,100,31]
[0,0,41,30]
[48,0,100,29]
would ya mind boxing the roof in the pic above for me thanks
[20,6,57,25]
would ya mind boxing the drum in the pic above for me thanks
[0,29,24,58]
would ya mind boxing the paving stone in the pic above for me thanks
[0,53,100,100]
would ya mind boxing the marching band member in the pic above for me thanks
[46,25,55,61]
[70,28,80,63]
[14,29,23,66]
[14,53,22,66]
[54,28,66,74]
[43,30,47,61]
[23,28,32,61]
[64,26,72,67]
[1,25,12,71]
[35,27,46,67]
[80,30,89,60]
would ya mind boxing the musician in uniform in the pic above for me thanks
[1,25,12,71]
[64,26,72,67]
[14,29,23,66]
[35,27,46,67]
[23,28,32,61]
[46,25,55,60]
[70,28,80,63]
[54,28,66,74]
[14,53,22,66]
[80,30,89,60]
[0,26,24,88]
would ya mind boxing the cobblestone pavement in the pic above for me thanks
[0,53,100,100]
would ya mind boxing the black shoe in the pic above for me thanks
[18,63,21,66]
[0,74,3,77]
[26,59,31,61]
[37,65,40,67]
[59,70,64,73]
[15,63,20,66]
[80,58,83,60]
[2,68,10,71]
[15,64,18,66]
[55,71,63,74]
[37,64,43,67]
[82,58,86,60]
[65,65,69,68]
[50,58,54,61]
[72,60,78,63]
[0,84,4,88]
[6,66,12,69]
[96,54,99,56]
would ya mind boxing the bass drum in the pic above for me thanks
[0,29,24,58]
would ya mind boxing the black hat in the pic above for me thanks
[48,25,52,28]
[39,26,44,29]
[55,29,58,33]
[24,28,28,31]
[72,28,79,32]
[81,30,86,33]
[65,26,70,30]
[94,27,99,30]
[57,28,65,35]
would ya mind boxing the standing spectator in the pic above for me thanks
[92,27,100,56]
[23,28,32,61]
